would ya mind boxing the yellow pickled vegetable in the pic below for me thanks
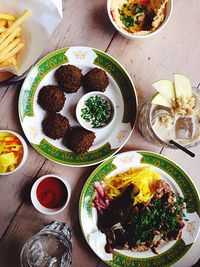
[0,132,23,173]
[104,166,160,205]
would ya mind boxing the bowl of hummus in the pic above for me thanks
[107,0,173,39]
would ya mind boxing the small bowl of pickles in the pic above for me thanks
[76,92,116,131]
[0,130,28,175]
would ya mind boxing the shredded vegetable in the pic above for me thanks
[104,167,160,205]
[0,132,23,173]
[93,182,111,214]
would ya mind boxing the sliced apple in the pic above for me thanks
[152,80,175,101]
[151,93,172,108]
[174,73,192,99]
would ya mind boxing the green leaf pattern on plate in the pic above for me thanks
[32,139,117,166]
[93,49,137,127]
[107,239,191,267]
[140,152,200,215]
[22,48,68,118]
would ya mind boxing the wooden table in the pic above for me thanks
[0,0,199,266]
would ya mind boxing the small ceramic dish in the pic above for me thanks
[76,92,116,131]
[107,0,173,40]
[31,174,71,215]
[0,130,28,176]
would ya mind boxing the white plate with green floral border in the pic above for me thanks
[18,47,137,167]
[79,151,200,267]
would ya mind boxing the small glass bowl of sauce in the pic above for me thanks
[31,174,71,215]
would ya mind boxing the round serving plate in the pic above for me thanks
[18,47,137,167]
[79,151,200,267]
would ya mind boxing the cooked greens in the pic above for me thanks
[127,195,185,248]
[95,179,186,254]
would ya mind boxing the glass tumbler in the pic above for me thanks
[138,87,200,149]
[20,222,72,267]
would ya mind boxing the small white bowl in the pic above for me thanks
[31,174,71,215]
[107,0,173,39]
[76,92,116,131]
[0,130,28,176]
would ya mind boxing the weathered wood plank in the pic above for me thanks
[0,0,115,239]
[0,1,116,266]
[0,158,98,266]
[0,0,200,266]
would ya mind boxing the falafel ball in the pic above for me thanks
[82,68,109,92]
[55,64,82,93]
[64,127,96,154]
[38,85,66,112]
[42,113,70,140]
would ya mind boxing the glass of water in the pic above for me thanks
[20,222,72,267]
[138,87,200,149]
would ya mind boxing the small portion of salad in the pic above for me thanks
[93,167,186,254]
[0,132,23,173]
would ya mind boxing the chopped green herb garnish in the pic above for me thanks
[81,95,112,128]
[120,15,135,28]
[134,4,147,15]
[119,2,147,29]
[127,195,186,245]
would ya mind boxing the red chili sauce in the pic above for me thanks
[36,177,68,209]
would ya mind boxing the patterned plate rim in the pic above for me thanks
[79,150,200,267]
[18,46,138,167]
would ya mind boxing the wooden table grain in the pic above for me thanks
[0,0,200,266]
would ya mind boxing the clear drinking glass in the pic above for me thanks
[20,222,72,267]
[138,87,200,149]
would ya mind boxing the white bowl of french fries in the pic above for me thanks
[0,10,30,72]
[0,0,62,79]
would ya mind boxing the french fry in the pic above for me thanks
[0,13,16,21]
[0,59,11,68]
[0,37,20,60]
[0,27,5,33]
[0,10,30,45]
[15,31,21,38]
[0,19,6,27]
[9,55,17,66]
[0,42,24,63]
[0,57,17,69]
[0,10,30,70]
[7,21,13,27]
[0,26,21,52]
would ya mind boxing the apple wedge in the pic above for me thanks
[174,74,192,99]
[152,80,175,101]
[151,93,172,108]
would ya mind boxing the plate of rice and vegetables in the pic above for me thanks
[79,151,200,267]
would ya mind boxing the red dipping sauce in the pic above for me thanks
[36,177,68,209]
